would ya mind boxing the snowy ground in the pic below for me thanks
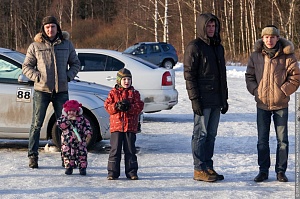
[0,64,297,199]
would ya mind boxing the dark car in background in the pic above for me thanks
[123,42,178,69]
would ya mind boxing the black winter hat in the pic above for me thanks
[116,68,132,85]
[42,16,59,26]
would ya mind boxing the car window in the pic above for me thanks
[0,55,22,83]
[105,56,125,71]
[78,53,107,71]
[150,44,161,53]
[161,44,170,52]
[135,45,147,55]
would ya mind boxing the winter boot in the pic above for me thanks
[79,168,86,175]
[130,175,139,180]
[29,156,38,168]
[207,169,224,180]
[65,167,73,175]
[193,170,217,182]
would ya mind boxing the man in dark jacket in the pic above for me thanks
[184,13,228,182]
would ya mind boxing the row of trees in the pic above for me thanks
[0,0,299,63]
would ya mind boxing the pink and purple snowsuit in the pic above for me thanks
[57,111,92,169]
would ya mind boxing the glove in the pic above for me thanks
[191,99,203,116]
[221,102,229,114]
[115,99,131,112]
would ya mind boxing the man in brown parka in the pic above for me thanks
[246,25,300,182]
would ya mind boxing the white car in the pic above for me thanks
[75,49,178,113]
[0,48,110,149]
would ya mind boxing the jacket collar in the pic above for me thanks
[34,31,70,44]
[254,37,295,55]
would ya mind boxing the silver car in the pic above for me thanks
[0,48,110,149]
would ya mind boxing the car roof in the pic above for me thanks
[76,48,160,69]
[133,42,169,45]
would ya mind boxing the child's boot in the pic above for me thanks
[65,167,73,175]
[79,168,86,175]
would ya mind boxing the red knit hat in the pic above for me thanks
[63,100,82,112]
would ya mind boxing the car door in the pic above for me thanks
[0,55,33,137]
[147,44,162,65]
[77,52,124,87]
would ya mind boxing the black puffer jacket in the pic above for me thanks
[184,13,228,109]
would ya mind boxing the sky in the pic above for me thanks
[0,63,297,199]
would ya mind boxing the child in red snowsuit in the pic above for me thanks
[104,68,144,180]
[57,100,92,175]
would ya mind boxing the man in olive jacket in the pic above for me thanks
[22,16,80,168]
[184,13,228,182]
[246,25,300,182]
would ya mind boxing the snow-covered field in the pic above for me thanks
[0,63,296,199]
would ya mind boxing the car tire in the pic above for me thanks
[51,113,99,150]
[162,59,174,69]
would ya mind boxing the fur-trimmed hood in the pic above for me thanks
[34,31,70,43]
[254,37,295,55]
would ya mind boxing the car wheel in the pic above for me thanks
[162,59,174,69]
[51,113,99,150]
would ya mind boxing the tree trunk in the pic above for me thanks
[163,0,168,42]
[177,0,184,54]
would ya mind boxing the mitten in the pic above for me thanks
[121,99,131,111]
[221,101,228,114]
[191,99,203,116]
[115,100,131,112]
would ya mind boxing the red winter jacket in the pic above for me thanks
[104,85,144,133]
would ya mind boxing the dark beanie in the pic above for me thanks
[116,68,132,85]
[42,16,59,26]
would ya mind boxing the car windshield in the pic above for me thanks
[122,53,159,69]
[123,45,140,53]
[2,51,25,64]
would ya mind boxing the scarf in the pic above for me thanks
[262,42,279,58]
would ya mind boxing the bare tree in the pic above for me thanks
[163,0,169,42]
[224,0,233,58]
[239,0,245,55]
[177,0,184,54]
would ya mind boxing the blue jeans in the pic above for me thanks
[28,91,69,157]
[192,108,220,171]
[256,107,289,174]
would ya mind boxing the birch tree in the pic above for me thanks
[163,0,169,42]
[177,0,184,54]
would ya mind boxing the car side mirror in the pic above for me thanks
[18,74,34,85]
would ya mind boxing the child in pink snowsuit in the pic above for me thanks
[57,100,92,175]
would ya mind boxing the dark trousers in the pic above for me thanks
[257,107,289,174]
[107,132,138,178]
